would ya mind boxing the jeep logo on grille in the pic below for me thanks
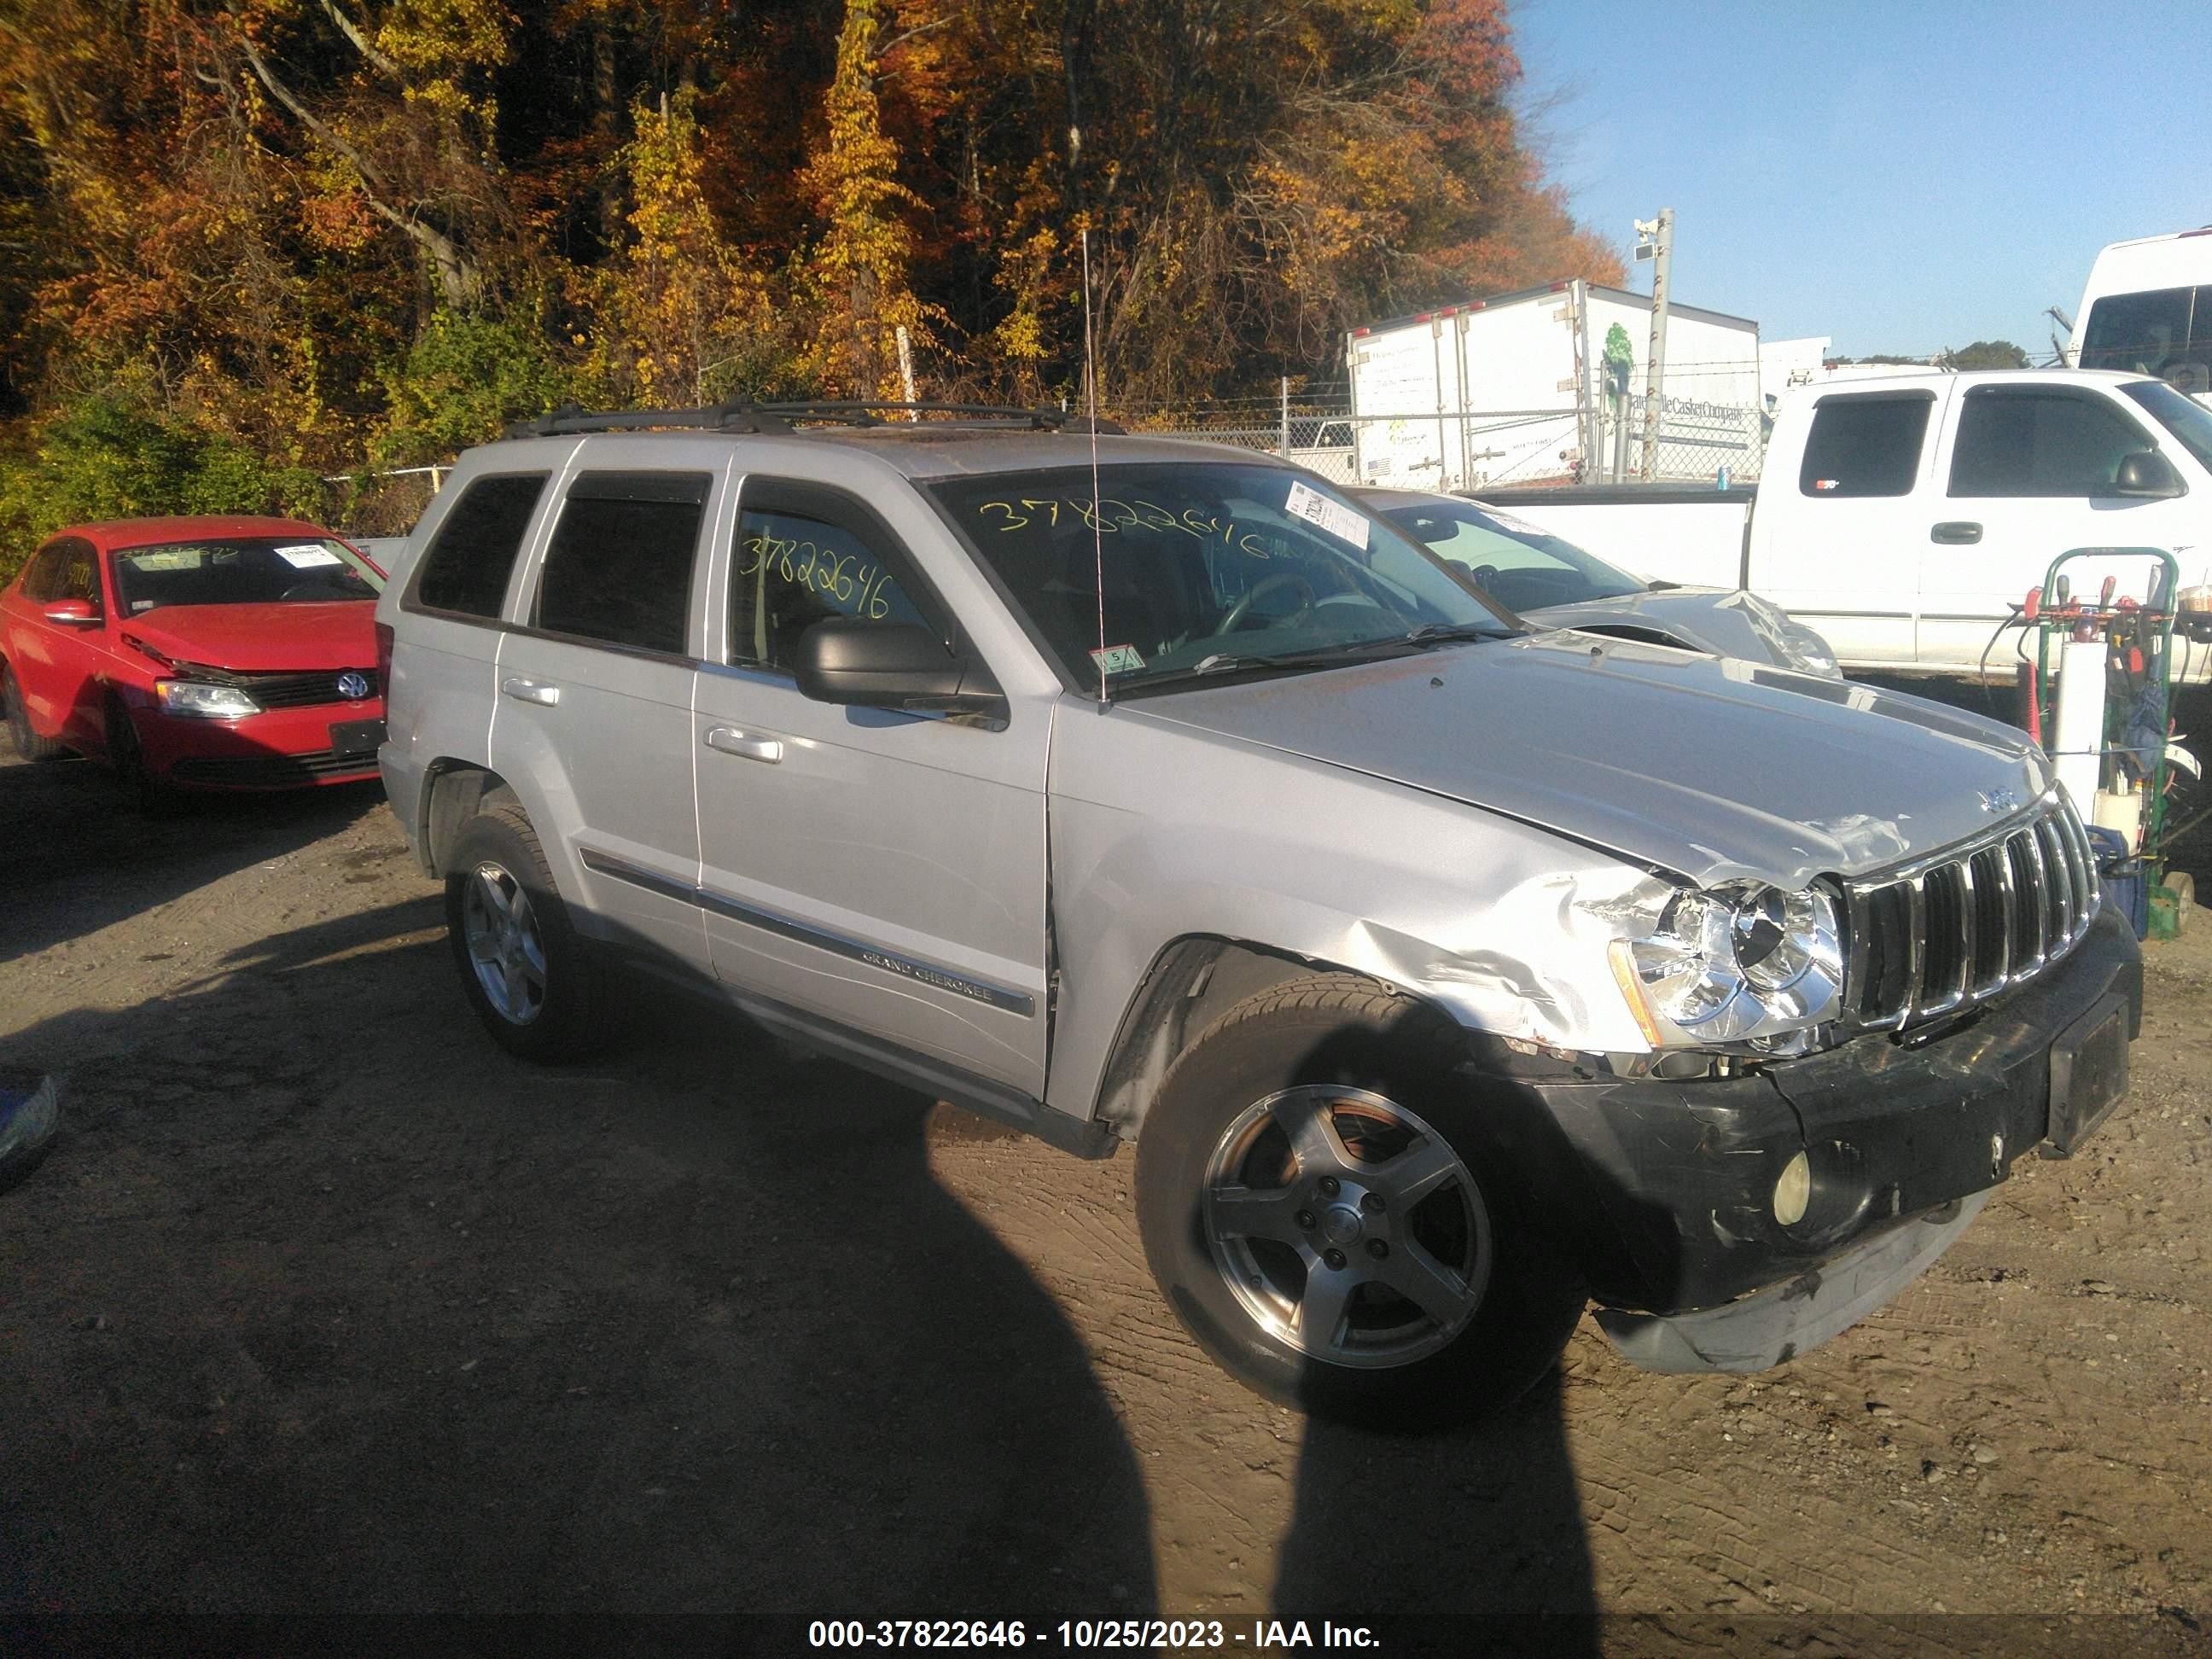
[1977,787,2019,815]
[336,671,370,701]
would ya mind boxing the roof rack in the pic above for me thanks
[503,399,1125,440]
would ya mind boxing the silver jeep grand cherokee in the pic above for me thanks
[375,402,2140,1423]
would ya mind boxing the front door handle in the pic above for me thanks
[704,725,783,764]
[1930,521,1983,544]
[501,676,561,707]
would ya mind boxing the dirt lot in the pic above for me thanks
[3,748,2208,1650]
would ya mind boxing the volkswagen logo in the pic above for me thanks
[1977,787,2019,816]
[336,671,371,701]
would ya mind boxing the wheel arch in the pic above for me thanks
[1089,934,1447,1143]
[418,761,513,878]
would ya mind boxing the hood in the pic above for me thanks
[119,601,378,672]
[1136,632,2048,888]
[1527,587,1785,665]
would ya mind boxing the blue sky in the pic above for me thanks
[1513,0,2212,359]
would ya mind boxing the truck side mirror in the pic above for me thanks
[2111,451,2183,498]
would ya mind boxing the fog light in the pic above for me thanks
[1773,1150,1812,1227]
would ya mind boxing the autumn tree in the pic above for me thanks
[577,92,780,408]
[795,0,940,401]
[0,0,1624,570]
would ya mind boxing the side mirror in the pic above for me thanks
[2111,451,2184,498]
[42,597,102,628]
[792,620,1004,722]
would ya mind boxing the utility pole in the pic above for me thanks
[1634,208,1674,480]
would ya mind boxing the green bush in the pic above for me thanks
[372,311,569,469]
[0,397,322,587]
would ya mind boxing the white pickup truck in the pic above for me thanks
[1478,369,2212,678]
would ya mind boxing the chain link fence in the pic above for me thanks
[311,394,1769,539]
[1121,399,1767,493]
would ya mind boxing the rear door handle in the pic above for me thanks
[500,676,561,707]
[1930,521,1982,544]
[704,725,783,764]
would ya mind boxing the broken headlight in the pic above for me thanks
[1608,880,1844,1053]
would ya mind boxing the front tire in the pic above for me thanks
[1135,975,1584,1426]
[3,663,66,761]
[444,801,605,1062]
[104,700,173,815]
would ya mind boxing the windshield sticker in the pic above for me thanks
[1284,480,1369,550]
[1479,508,1551,538]
[1089,643,1147,676]
[275,543,344,568]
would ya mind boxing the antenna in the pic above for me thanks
[1082,227,1109,704]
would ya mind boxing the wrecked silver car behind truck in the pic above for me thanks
[375,405,2139,1423]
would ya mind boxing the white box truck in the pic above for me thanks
[2067,227,2212,402]
[1344,280,1763,493]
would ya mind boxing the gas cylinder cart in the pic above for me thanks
[2026,547,2203,934]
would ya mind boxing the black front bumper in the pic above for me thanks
[1482,906,2142,1317]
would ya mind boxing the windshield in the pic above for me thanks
[1362,495,1645,611]
[2121,378,2212,472]
[925,462,1516,691]
[110,536,384,614]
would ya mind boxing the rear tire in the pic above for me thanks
[3,663,66,761]
[444,800,605,1062]
[1135,974,1585,1427]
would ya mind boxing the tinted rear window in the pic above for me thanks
[533,472,710,655]
[414,473,550,618]
[1798,394,1932,497]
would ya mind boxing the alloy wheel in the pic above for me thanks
[1201,1085,1492,1369]
[462,861,550,1025]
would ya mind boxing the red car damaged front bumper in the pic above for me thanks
[127,697,387,790]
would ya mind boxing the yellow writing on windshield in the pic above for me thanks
[973,498,1279,561]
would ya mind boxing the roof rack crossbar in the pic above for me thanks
[503,399,1125,439]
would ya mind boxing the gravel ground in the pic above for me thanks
[1,748,2207,1654]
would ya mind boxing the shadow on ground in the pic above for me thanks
[0,754,383,963]
[0,895,1158,1615]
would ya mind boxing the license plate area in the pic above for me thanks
[2043,992,2131,1157]
[329,717,387,755]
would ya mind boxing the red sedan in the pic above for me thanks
[0,515,388,806]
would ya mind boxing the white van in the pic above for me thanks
[2068,229,2212,399]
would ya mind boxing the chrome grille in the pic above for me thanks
[1845,794,2098,1029]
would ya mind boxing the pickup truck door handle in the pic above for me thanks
[1930,521,1983,544]
[500,676,561,707]
[703,725,783,764]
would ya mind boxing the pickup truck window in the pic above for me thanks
[2080,286,2208,393]
[1947,389,2153,498]
[533,471,709,655]
[729,503,926,671]
[414,472,550,620]
[1798,394,1931,498]
[2121,379,2212,472]
[927,462,1507,690]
